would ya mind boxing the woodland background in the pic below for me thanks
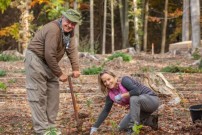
[0,0,201,54]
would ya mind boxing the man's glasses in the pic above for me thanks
[64,18,77,26]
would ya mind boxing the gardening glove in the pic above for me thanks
[90,127,98,135]
[115,94,122,102]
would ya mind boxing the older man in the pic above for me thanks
[24,9,82,135]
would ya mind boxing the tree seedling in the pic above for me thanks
[0,82,7,91]
[44,127,58,135]
[132,123,143,135]
[0,70,6,77]
[8,78,17,83]
[86,99,95,123]
[110,120,118,135]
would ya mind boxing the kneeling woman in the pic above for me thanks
[90,70,160,134]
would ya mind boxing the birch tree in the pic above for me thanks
[90,0,94,53]
[143,0,149,52]
[74,1,80,48]
[182,0,190,41]
[133,0,140,52]
[190,0,201,52]
[11,0,33,54]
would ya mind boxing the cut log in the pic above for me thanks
[131,72,183,106]
[169,40,202,54]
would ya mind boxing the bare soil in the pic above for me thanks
[0,52,202,135]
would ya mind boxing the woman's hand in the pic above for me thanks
[121,92,130,98]
[90,127,98,135]
[114,94,122,102]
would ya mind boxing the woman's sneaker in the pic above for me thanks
[126,128,134,135]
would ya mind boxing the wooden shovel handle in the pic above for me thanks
[68,75,79,122]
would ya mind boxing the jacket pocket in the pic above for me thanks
[26,83,39,102]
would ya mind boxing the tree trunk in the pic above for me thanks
[143,0,149,52]
[161,0,168,54]
[119,0,129,49]
[11,0,33,54]
[190,0,201,52]
[102,0,107,54]
[111,0,114,53]
[182,0,190,41]
[90,0,94,53]
[123,0,129,49]
[74,2,80,48]
[133,0,140,53]
[119,0,124,48]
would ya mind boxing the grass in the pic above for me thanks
[82,66,103,75]
[0,82,7,91]
[192,51,201,60]
[199,59,202,69]
[161,65,202,73]
[8,78,17,83]
[0,127,4,133]
[0,54,23,61]
[14,69,25,74]
[107,52,132,62]
[0,70,6,77]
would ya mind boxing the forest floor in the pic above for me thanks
[0,51,202,135]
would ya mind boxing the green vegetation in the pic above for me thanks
[86,99,95,123]
[44,127,58,135]
[0,126,4,133]
[82,66,103,75]
[0,0,11,13]
[140,66,155,73]
[107,52,132,62]
[161,65,202,73]
[0,54,23,61]
[199,59,202,69]
[0,70,6,77]
[86,99,93,108]
[14,69,25,74]
[192,50,201,60]
[8,78,17,83]
[132,123,143,135]
[110,120,118,135]
[0,82,7,91]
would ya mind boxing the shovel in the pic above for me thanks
[68,75,82,131]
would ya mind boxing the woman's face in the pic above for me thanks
[101,73,117,89]
[62,17,77,32]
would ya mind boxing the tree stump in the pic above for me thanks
[131,72,184,112]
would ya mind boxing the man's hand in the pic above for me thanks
[114,94,122,102]
[59,74,68,82]
[72,71,80,78]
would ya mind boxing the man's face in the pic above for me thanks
[61,17,77,32]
